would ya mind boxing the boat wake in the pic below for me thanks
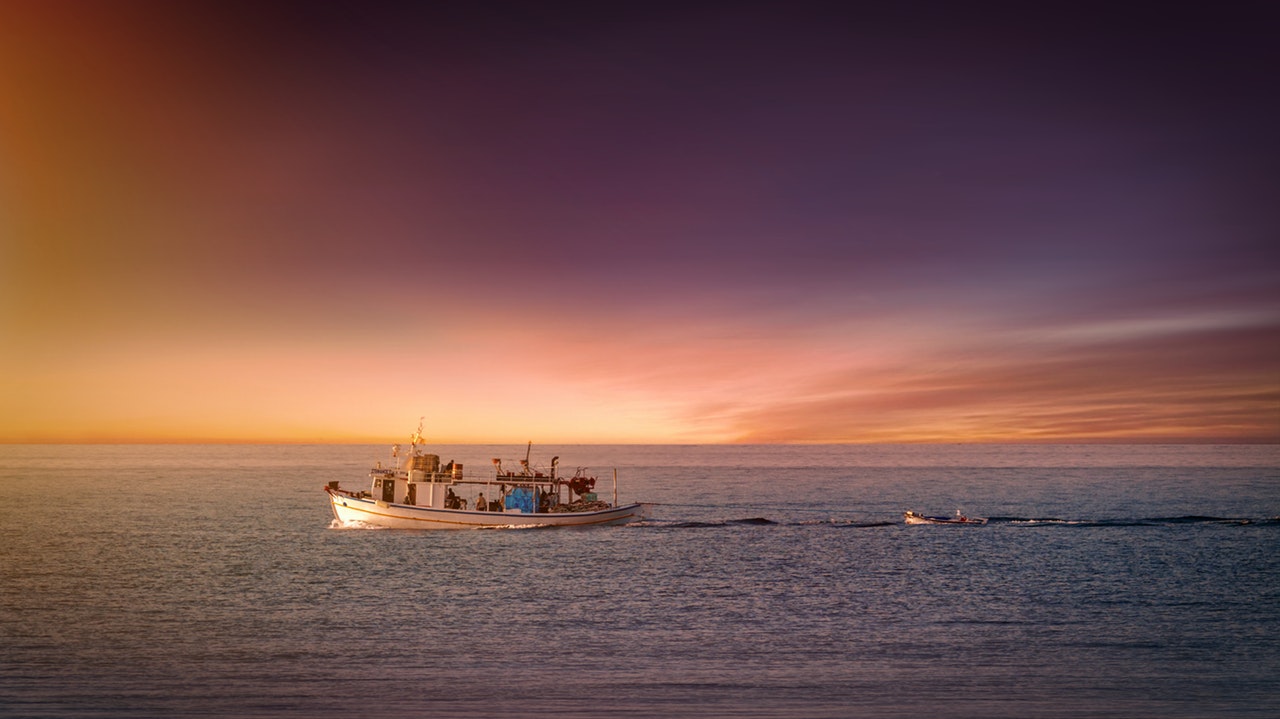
[329,518,389,530]
[638,517,899,529]
[634,515,1279,529]
[799,518,898,527]
[996,515,1275,527]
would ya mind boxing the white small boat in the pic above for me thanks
[326,430,645,530]
[904,510,988,525]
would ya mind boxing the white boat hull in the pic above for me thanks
[327,487,645,529]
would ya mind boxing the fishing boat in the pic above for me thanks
[325,429,645,529]
[904,510,988,525]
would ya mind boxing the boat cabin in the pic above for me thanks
[370,453,466,508]
[361,449,596,514]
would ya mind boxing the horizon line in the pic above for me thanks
[2,438,1277,446]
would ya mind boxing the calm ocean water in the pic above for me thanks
[2,444,1278,718]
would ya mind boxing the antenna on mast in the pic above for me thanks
[410,416,424,454]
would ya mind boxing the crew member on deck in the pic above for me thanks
[475,493,486,511]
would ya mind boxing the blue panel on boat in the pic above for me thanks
[506,487,535,513]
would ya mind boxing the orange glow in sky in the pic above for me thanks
[2,3,1277,444]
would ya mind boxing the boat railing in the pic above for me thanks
[373,467,580,488]
[328,483,371,499]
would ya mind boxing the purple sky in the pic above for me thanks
[2,1,1277,442]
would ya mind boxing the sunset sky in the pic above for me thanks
[2,1,1277,443]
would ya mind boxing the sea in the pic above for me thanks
[1,443,1278,718]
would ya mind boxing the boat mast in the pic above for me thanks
[410,416,424,456]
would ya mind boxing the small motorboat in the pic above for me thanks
[904,510,988,525]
